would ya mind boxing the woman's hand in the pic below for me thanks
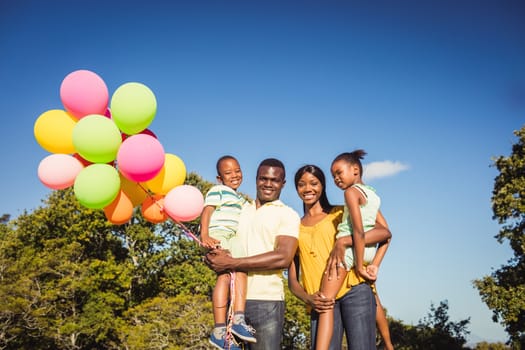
[308,291,335,313]
[326,238,348,280]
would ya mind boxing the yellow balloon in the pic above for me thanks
[34,109,77,154]
[146,153,186,195]
[120,174,148,207]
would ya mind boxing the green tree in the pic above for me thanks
[118,294,212,350]
[473,341,511,350]
[283,281,310,349]
[0,189,134,349]
[0,172,217,349]
[473,125,525,349]
[387,300,470,350]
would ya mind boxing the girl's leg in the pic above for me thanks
[315,270,347,350]
[375,293,393,350]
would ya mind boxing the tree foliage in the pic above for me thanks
[387,300,470,350]
[474,125,525,349]
[0,173,216,349]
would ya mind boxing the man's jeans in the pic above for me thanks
[245,300,285,350]
[310,283,376,350]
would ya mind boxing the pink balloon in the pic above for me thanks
[38,154,84,190]
[164,185,204,222]
[60,70,109,119]
[117,134,165,182]
[121,128,157,142]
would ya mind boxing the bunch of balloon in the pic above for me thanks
[33,69,204,226]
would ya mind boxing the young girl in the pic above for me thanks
[316,150,392,350]
[200,155,256,349]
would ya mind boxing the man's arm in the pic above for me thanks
[205,235,298,274]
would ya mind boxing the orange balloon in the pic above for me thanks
[141,194,167,223]
[120,174,148,207]
[104,190,133,225]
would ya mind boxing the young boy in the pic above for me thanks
[200,155,256,349]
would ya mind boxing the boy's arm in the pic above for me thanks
[200,205,220,248]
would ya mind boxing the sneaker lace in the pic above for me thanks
[243,324,256,335]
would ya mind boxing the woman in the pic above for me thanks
[287,164,393,350]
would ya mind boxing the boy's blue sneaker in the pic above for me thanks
[231,323,256,343]
[209,332,242,350]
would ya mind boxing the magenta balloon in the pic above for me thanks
[60,70,109,119]
[117,134,165,182]
[38,154,84,190]
[164,185,204,222]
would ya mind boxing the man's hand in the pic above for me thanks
[204,248,235,274]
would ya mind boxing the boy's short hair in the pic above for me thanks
[216,155,238,176]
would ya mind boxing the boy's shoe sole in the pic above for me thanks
[209,337,242,350]
[231,325,256,343]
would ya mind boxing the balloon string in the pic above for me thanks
[226,271,236,349]
[137,183,204,246]
[136,184,237,347]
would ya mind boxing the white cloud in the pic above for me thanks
[363,160,409,180]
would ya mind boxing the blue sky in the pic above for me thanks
[1,0,524,344]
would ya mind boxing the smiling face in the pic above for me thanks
[217,158,243,190]
[256,165,285,205]
[296,172,323,207]
[331,159,359,190]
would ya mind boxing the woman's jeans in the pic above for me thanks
[310,283,377,350]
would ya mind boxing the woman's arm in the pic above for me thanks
[288,255,310,302]
[287,255,336,312]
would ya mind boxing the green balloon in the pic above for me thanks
[72,114,122,163]
[74,164,120,209]
[110,82,157,135]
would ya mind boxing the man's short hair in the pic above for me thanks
[257,158,285,179]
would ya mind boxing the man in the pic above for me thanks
[205,158,300,350]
